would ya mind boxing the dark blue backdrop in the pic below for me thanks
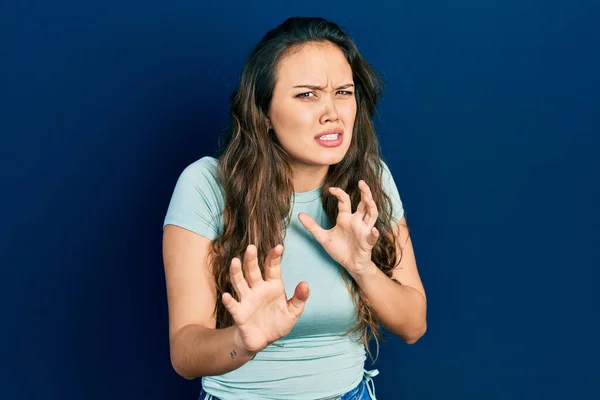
[2,0,599,399]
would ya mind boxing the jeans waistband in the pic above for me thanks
[201,368,378,400]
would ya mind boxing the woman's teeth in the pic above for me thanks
[318,134,339,140]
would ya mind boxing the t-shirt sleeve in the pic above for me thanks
[381,159,405,225]
[162,157,224,241]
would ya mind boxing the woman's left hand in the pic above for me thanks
[298,180,379,278]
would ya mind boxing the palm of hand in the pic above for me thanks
[233,279,298,352]
[299,181,381,275]
[221,244,310,353]
[321,209,375,271]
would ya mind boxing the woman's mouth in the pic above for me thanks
[315,131,343,147]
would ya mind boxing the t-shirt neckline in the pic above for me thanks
[293,185,323,203]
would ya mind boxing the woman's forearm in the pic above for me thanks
[352,262,427,343]
[170,324,256,378]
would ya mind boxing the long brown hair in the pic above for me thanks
[210,17,404,361]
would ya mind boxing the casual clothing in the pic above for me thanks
[163,156,404,400]
[199,369,379,400]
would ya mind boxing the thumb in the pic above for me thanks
[298,212,327,246]
[287,281,310,318]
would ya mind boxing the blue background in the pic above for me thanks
[2,0,599,399]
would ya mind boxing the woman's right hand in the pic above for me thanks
[222,244,310,354]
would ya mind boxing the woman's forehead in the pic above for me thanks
[275,43,353,87]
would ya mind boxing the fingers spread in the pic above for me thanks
[360,180,379,227]
[366,194,379,227]
[287,281,310,318]
[264,244,283,281]
[298,213,328,247]
[222,292,239,318]
[366,226,380,247]
[229,257,249,298]
[329,187,352,214]
[243,244,264,287]
[356,181,368,220]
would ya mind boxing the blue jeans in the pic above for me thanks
[199,369,378,400]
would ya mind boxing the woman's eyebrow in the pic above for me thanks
[292,83,355,90]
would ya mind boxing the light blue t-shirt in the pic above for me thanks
[163,156,404,400]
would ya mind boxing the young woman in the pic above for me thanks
[162,16,427,400]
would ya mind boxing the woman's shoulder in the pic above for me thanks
[170,155,224,201]
[164,155,224,238]
[177,155,220,185]
[183,155,218,174]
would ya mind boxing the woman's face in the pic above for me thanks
[268,42,357,173]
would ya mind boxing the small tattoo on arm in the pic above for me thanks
[230,349,237,359]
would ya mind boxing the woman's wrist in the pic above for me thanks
[232,326,258,360]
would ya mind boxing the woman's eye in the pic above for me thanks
[296,91,353,98]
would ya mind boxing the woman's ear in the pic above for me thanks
[266,118,272,129]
